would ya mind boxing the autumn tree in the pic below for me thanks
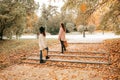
[41,4,59,29]
[34,4,61,35]
[99,0,120,34]
[0,0,38,40]
[61,0,100,37]
[25,13,38,33]
[66,23,75,32]
[61,0,120,35]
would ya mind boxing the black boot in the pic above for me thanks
[45,47,50,59]
[40,60,44,63]
[46,56,49,59]
[40,50,44,63]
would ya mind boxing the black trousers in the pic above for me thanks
[60,40,66,53]
[40,47,48,61]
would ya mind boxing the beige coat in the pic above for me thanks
[58,27,66,41]
[39,34,47,50]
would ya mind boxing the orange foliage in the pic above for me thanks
[26,13,38,29]
[80,3,87,12]
[103,38,120,53]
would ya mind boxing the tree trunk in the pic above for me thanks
[0,32,3,40]
[37,33,39,39]
[83,30,85,38]
[0,27,5,40]
[102,30,104,35]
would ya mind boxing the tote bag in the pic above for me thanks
[42,49,47,57]
[64,41,68,47]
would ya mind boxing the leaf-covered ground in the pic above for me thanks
[0,64,104,80]
[0,39,119,80]
[0,39,58,69]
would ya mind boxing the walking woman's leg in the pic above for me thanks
[60,40,64,53]
[45,47,48,54]
[63,41,66,51]
[40,50,43,63]
[45,47,49,59]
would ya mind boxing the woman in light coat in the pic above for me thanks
[39,26,49,63]
[58,23,66,53]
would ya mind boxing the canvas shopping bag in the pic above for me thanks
[42,49,47,57]
[64,41,68,47]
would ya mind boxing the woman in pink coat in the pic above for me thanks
[58,23,66,53]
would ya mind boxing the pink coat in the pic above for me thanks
[58,27,66,41]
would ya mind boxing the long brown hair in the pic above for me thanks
[61,23,65,31]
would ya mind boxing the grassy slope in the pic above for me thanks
[0,39,58,69]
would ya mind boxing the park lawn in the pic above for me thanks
[0,39,58,69]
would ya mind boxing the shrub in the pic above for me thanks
[87,25,96,34]
[47,26,59,35]
[77,25,84,34]
[103,38,120,53]
[66,23,75,32]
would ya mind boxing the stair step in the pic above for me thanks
[32,52,108,57]
[48,59,109,64]
[49,50,107,54]
[49,54,106,58]
[32,53,107,58]
[27,57,109,65]
[48,56,107,62]
[22,60,109,68]
[29,54,108,62]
